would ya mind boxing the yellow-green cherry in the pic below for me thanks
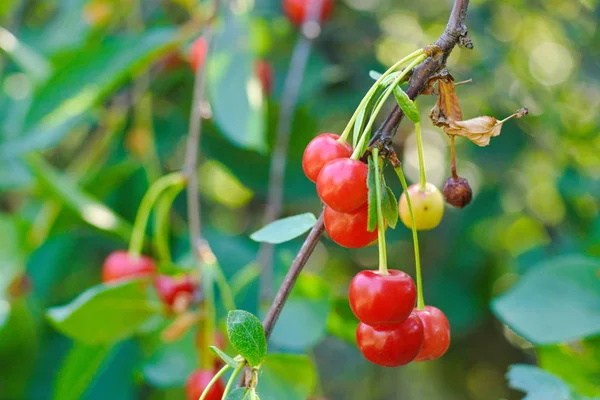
[399,183,444,230]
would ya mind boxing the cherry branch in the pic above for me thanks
[261,0,472,341]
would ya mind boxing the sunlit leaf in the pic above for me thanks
[250,213,316,244]
[226,310,266,367]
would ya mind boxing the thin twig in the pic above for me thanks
[261,0,472,341]
[257,0,326,301]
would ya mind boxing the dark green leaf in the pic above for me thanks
[47,280,161,344]
[209,346,239,368]
[53,343,112,400]
[270,274,331,351]
[491,256,600,345]
[506,364,589,400]
[208,15,266,152]
[367,157,377,232]
[26,154,133,241]
[392,87,420,122]
[226,310,267,367]
[257,354,316,400]
[382,185,398,229]
[250,213,316,244]
[225,388,250,400]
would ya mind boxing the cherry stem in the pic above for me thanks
[153,182,186,264]
[201,261,218,369]
[393,162,425,310]
[449,135,458,180]
[338,48,425,145]
[414,116,427,190]
[372,148,388,275]
[199,364,230,400]
[128,172,187,258]
[351,54,427,160]
[222,361,246,398]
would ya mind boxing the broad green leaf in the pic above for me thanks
[208,14,266,152]
[382,185,398,229]
[367,157,377,232]
[491,255,600,345]
[53,343,112,400]
[257,354,316,400]
[47,280,161,344]
[226,310,266,367]
[26,154,133,241]
[506,364,590,400]
[225,388,250,400]
[250,213,316,244]
[270,273,331,351]
[0,27,51,83]
[210,346,239,368]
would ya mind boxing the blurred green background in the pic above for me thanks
[1,0,599,399]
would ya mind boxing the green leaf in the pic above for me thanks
[0,213,27,329]
[506,364,590,400]
[26,154,133,241]
[326,297,358,344]
[257,354,316,400]
[367,157,377,232]
[46,280,161,344]
[139,331,196,388]
[209,346,239,368]
[53,343,112,400]
[208,14,266,152]
[382,185,398,229]
[0,26,51,83]
[250,213,316,244]
[491,255,600,345]
[270,274,331,351]
[226,310,267,367]
[392,87,420,123]
[225,388,250,400]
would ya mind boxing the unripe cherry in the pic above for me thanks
[442,176,472,208]
[399,182,444,230]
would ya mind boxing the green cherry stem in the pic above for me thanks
[393,163,425,310]
[153,180,186,264]
[338,48,425,144]
[372,148,388,275]
[128,172,187,258]
[199,364,231,400]
[221,361,246,399]
[413,110,427,190]
[351,54,427,160]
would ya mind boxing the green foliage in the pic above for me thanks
[367,156,378,232]
[227,310,267,367]
[47,280,161,344]
[226,388,251,400]
[257,354,316,400]
[506,364,595,400]
[250,213,317,244]
[210,345,239,368]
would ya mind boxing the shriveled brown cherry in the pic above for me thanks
[356,313,424,367]
[324,204,377,248]
[349,270,416,326]
[442,176,472,208]
[101,251,156,283]
[302,134,352,182]
[317,158,368,213]
[414,306,451,361]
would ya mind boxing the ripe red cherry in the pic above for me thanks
[283,0,334,27]
[317,158,368,213]
[324,205,377,248]
[185,369,225,400]
[414,306,451,361]
[302,134,352,183]
[356,313,424,367]
[189,37,207,72]
[349,270,416,326]
[154,274,196,307]
[102,251,156,283]
[255,59,274,95]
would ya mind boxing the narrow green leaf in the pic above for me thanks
[26,154,133,241]
[47,280,161,344]
[0,26,51,83]
[226,310,267,367]
[382,186,399,229]
[53,343,112,400]
[225,388,250,400]
[250,213,316,244]
[369,70,383,80]
[367,157,378,232]
[209,346,239,368]
[392,87,420,122]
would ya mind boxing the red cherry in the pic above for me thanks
[283,0,334,27]
[414,306,451,361]
[349,270,416,326]
[189,37,207,72]
[356,314,424,367]
[255,59,274,95]
[317,158,368,213]
[302,134,352,182]
[323,205,377,248]
[154,274,196,307]
[101,251,156,283]
[185,369,225,400]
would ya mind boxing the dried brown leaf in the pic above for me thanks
[429,76,462,127]
[443,108,528,147]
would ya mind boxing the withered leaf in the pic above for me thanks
[443,108,528,147]
[429,76,463,127]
